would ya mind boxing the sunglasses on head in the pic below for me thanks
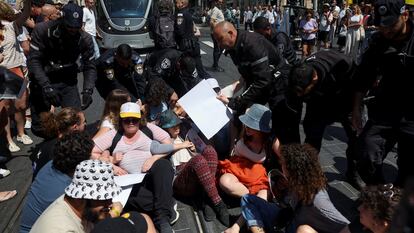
[122,118,140,124]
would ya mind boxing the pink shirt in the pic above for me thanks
[93,123,170,174]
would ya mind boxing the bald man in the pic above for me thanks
[41,4,60,22]
[214,21,301,144]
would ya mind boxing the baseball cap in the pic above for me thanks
[374,0,406,27]
[62,2,83,28]
[120,102,141,119]
[91,212,148,233]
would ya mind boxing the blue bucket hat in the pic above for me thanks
[239,104,272,133]
[62,2,83,28]
[159,110,182,129]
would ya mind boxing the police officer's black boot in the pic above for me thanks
[346,159,366,190]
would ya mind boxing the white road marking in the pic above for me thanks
[201,41,214,48]
[200,49,206,55]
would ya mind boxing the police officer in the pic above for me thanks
[96,44,145,102]
[352,0,414,186]
[144,48,202,98]
[175,0,211,79]
[28,2,96,138]
[253,16,299,65]
[288,50,363,189]
[213,21,300,144]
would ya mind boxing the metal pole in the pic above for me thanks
[313,0,317,11]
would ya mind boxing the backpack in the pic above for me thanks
[109,125,154,154]
[154,12,176,49]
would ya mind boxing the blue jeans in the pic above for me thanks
[241,194,296,232]
[91,36,100,59]
[241,195,280,231]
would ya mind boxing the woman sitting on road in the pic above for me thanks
[92,102,177,233]
[219,104,281,232]
[229,144,349,233]
[157,110,230,226]
[33,107,86,176]
[93,89,131,139]
[340,184,402,233]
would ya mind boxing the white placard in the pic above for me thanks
[113,185,133,207]
[178,80,232,139]
[114,173,146,187]
[113,173,146,207]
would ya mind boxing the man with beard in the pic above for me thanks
[352,0,414,186]
[30,160,123,233]
[28,2,96,138]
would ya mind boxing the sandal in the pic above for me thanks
[0,190,17,202]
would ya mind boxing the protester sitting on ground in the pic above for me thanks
[144,78,178,123]
[219,104,281,232]
[91,211,157,233]
[93,89,131,139]
[20,131,94,233]
[33,107,86,176]
[157,110,230,226]
[340,184,402,233]
[30,160,122,233]
[92,102,178,233]
[219,104,277,200]
[389,178,414,233]
[228,144,349,233]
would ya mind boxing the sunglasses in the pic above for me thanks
[122,118,140,125]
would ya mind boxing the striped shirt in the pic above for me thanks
[93,123,170,174]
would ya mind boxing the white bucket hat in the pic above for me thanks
[65,160,121,200]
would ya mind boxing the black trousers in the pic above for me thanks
[125,159,175,227]
[211,34,223,68]
[302,100,358,172]
[30,79,81,138]
[356,118,414,186]
[245,21,252,31]
[270,99,302,144]
[180,38,211,80]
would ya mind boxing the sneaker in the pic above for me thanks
[170,201,180,225]
[213,201,230,227]
[8,142,21,152]
[24,120,31,129]
[16,134,33,145]
[0,168,10,178]
[157,221,175,233]
[203,202,216,222]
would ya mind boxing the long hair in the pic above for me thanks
[281,144,327,205]
[101,89,130,130]
[40,107,82,138]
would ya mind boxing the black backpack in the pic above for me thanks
[109,125,153,154]
[154,12,176,49]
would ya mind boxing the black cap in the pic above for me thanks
[374,0,406,27]
[62,2,83,28]
[90,212,148,233]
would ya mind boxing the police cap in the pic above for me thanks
[374,0,406,27]
[62,2,83,28]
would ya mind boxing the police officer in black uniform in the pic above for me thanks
[253,16,299,65]
[213,21,300,144]
[175,0,211,79]
[28,2,96,138]
[144,48,201,98]
[96,44,145,102]
[352,0,414,186]
[288,50,363,188]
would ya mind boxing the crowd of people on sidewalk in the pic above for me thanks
[0,0,413,232]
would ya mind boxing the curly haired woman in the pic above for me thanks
[340,184,402,233]
[232,144,349,233]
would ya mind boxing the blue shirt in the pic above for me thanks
[20,161,72,233]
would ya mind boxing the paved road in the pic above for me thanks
[0,26,399,233]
